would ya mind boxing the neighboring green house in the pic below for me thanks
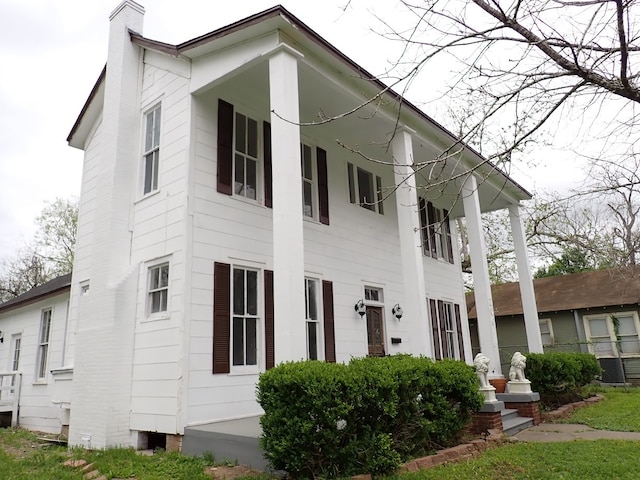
[467,267,640,384]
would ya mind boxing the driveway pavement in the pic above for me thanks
[513,423,640,442]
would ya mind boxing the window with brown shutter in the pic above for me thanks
[265,270,274,369]
[322,280,336,362]
[217,100,234,195]
[213,262,231,374]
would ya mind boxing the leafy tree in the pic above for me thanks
[534,247,595,278]
[0,197,78,302]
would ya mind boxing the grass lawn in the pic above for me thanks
[560,387,640,431]
[391,440,640,480]
[0,428,223,480]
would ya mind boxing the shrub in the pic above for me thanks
[526,352,601,408]
[256,356,482,478]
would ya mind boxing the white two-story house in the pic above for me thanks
[0,1,543,454]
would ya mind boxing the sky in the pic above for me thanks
[0,0,580,258]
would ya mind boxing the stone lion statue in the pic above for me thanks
[509,351,528,382]
[473,353,491,388]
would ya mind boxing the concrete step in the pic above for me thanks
[501,408,519,422]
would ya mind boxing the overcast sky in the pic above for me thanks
[0,0,578,259]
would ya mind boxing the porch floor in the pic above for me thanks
[183,416,267,470]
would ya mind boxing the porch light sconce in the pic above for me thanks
[392,304,403,320]
[354,299,366,317]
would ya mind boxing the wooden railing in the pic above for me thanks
[0,371,22,427]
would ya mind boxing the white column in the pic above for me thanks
[509,204,543,353]
[391,128,432,357]
[269,45,306,362]
[462,175,502,376]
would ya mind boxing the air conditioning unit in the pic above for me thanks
[598,358,625,383]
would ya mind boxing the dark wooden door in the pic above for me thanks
[366,306,385,356]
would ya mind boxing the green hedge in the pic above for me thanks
[526,352,601,407]
[256,355,483,478]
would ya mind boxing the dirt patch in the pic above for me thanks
[205,464,262,479]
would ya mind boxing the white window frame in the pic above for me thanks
[231,266,261,372]
[347,163,384,214]
[423,204,453,262]
[304,278,324,360]
[35,309,52,381]
[539,318,555,347]
[583,311,640,358]
[10,334,21,388]
[233,110,261,202]
[142,104,161,195]
[441,301,458,359]
[147,263,170,318]
[301,143,318,220]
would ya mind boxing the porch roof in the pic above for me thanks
[467,266,640,318]
[67,5,531,211]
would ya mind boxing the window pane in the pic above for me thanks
[593,338,615,356]
[347,163,355,204]
[307,322,318,360]
[303,181,313,217]
[539,321,550,334]
[541,332,553,346]
[151,291,161,313]
[144,153,155,194]
[234,154,245,195]
[159,290,167,312]
[303,145,313,180]
[246,318,257,365]
[38,345,48,378]
[589,318,609,337]
[233,317,244,366]
[357,168,374,210]
[160,265,169,288]
[247,270,257,315]
[247,118,258,158]
[616,316,637,335]
[246,159,257,200]
[233,269,245,315]
[235,113,246,153]
[619,337,640,354]
[307,280,317,320]
[153,108,161,148]
[145,111,154,151]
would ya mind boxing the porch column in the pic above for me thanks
[509,204,543,353]
[462,174,502,376]
[391,128,432,357]
[269,45,306,362]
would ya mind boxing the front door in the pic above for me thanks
[366,306,385,356]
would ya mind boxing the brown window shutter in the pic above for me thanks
[454,303,465,361]
[427,201,437,258]
[437,300,450,358]
[265,269,275,369]
[322,280,336,362]
[443,209,454,264]
[418,198,428,256]
[217,99,234,195]
[429,299,441,360]
[213,262,231,374]
[263,122,273,208]
[317,147,330,225]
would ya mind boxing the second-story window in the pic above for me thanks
[143,106,161,195]
[347,163,384,214]
[234,112,259,200]
[301,144,316,218]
